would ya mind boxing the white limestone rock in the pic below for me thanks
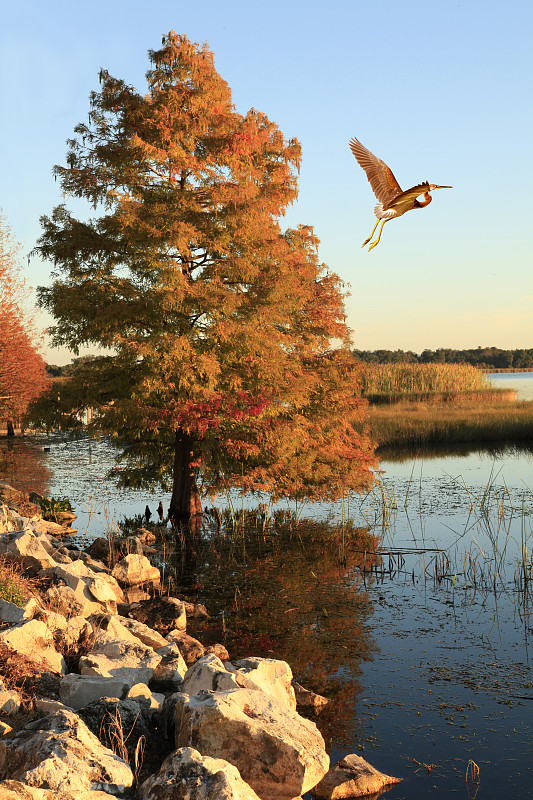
[229,657,297,709]
[90,614,141,647]
[0,619,66,674]
[35,698,74,715]
[152,643,188,685]
[77,551,109,573]
[0,504,25,532]
[87,573,125,606]
[0,530,59,573]
[182,653,244,696]
[63,616,93,648]
[0,597,38,625]
[30,518,70,538]
[0,781,56,799]
[34,607,68,637]
[111,554,160,586]
[139,746,262,800]
[180,600,209,619]
[39,560,117,615]
[117,615,168,649]
[174,687,329,800]
[182,654,297,710]
[0,779,118,799]
[0,708,133,795]
[314,754,402,799]
[192,602,209,619]
[127,682,165,712]
[59,673,129,710]
[0,684,22,715]
[79,634,161,687]
[43,584,84,618]
[134,528,156,544]
[165,630,205,664]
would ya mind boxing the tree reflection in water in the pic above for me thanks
[174,516,381,749]
[0,436,51,497]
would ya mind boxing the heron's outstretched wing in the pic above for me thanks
[349,137,403,206]
[389,182,430,209]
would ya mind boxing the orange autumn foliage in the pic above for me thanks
[0,216,50,432]
[34,33,376,520]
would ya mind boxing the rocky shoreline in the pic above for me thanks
[0,481,401,799]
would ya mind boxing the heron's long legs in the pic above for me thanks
[362,218,380,247]
[368,220,386,251]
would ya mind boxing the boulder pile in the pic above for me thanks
[0,491,401,799]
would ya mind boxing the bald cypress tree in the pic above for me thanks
[35,33,376,526]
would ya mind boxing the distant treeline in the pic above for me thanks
[45,355,98,378]
[46,349,533,377]
[352,347,533,369]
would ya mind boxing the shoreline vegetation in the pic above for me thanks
[361,361,493,396]
[360,362,533,450]
[0,485,398,798]
[3,362,533,452]
[367,397,533,450]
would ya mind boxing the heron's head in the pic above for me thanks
[428,184,452,192]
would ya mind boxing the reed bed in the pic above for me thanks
[361,362,491,400]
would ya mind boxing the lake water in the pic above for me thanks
[1,378,532,799]
[348,445,533,799]
[487,371,533,400]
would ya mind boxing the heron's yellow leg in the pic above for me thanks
[368,220,386,251]
[362,218,380,247]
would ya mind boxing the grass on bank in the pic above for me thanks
[358,362,533,448]
[0,558,36,606]
[367,398,533,449]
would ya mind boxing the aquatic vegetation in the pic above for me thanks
[368,398,533,448]
[361,362,490,398]
[37,494,73,523]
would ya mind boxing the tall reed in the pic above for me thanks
[361,363,489,396]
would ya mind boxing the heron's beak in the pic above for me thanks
[431,185,452,190]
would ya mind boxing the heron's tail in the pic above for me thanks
[374,203,396,220]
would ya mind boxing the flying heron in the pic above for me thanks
[349,137,452,251]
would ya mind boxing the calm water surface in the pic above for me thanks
[1,392,533,798]
[487,371,533,401]
[348,444,533,799]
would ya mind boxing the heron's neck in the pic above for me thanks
[417,192,432,208]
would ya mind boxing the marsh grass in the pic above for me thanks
[358,476,398,543]
[368,399,533,448]
[340,458,533,626]
[361,362,532,449]
[466,760,481,800]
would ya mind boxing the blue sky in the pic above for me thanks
[2,0,532,363]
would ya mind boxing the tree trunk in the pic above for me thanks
[6,421,15,437]
[169,430,202,528]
